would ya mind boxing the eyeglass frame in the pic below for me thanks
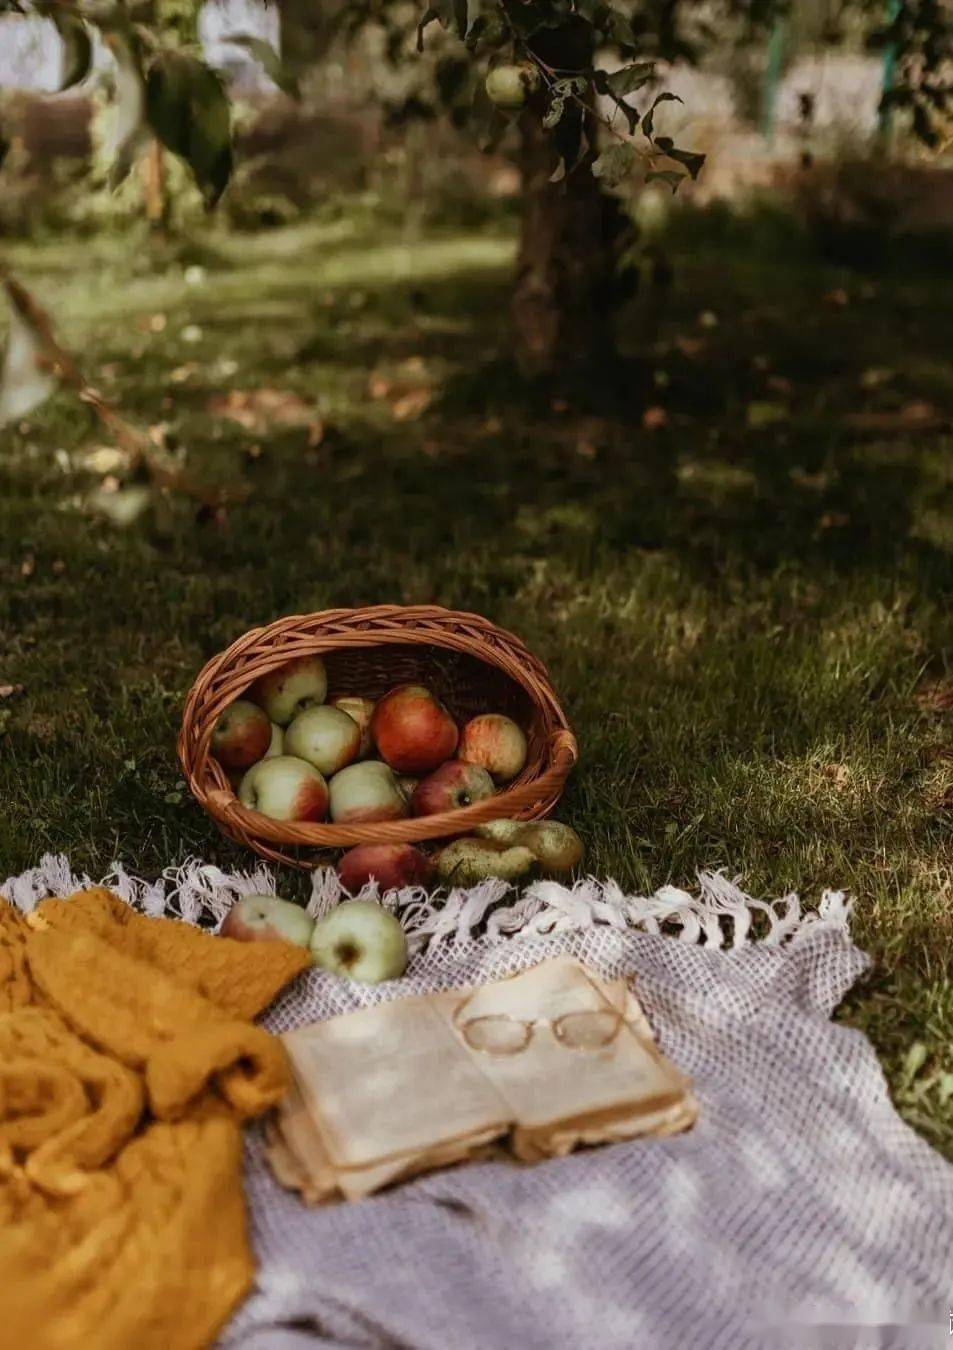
[452,998,629,1056]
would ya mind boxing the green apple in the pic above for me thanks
[310,899,408,983]
[253,654,328,726]
[485,64,539,109]
[220,894,315,947]
[285,705,361,776]
[264,722,284,758]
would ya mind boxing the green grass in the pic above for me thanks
[1,205,950,1153]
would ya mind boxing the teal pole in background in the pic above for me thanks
[878,0,903,139]
[760,16,788,148]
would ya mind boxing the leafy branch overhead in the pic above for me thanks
[1,0,949,202]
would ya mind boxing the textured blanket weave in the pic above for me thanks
[5,859,952,1348]
[230,927,953,1350]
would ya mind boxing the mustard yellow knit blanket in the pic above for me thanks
[0,887,310,1350]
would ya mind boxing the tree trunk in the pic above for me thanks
[511,24,632,381]
[142,138,168,233]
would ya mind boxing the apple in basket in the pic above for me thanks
[211,699,272,770]
[411,761,496,817]
[285,705,362,777]
[220,894,315,948]
[337,843,433,894]
[238,756,329,821]
[310,899,408,983]
[371,684,458,775]
[458,714,528,783]
[253,654,328,726]
[329,695,375,759]
[328,760,409,824]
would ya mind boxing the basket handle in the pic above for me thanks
[204,727,578,850]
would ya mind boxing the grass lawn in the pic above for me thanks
[1,202,950,1153]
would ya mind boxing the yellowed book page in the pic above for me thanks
[282,994,511,1170]
[513,1092,699,1161]
[436,956,689,1132]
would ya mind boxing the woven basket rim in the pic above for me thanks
[178,605,577,867]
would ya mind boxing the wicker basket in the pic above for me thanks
[178,605,578,868]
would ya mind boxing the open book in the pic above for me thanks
[267,956,698,1203]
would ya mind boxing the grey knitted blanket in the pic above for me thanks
[230,925,953,1350]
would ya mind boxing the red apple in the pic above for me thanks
[328,760,410,824]
[238,755,329,822]
[329,695,375,758]
[338,844,434,894]
[411,760,495,816]
[458,713,528,783]
[212,698,272,770]
[371,684,458,774]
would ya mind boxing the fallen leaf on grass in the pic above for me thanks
[746,401,787,429]
[390,388,433,422]
[818,511,850,530]
[87,484,152,527]
[843,401,944,433]
[368,357,435,422]
[674,335,706,358]
[915,680,953,713]
[207,388,324,443]
[860,367,894,390]
[822,762,851,790]
[136,313,167,334]
[0,683,24,699]
[642,405,668,430]
[823,288,849,308]
[789,466,831,490]
[81,446,129,474]
[19,555,35,578]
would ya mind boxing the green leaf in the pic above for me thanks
[653,136,705,180]
[416,2,451,51]
[591,141,637,188]
[0,278,57,427]
[642,91,682,140]
[146,52,232,207]
[229,34,299,99]
[53,13,93,91]
[603,62,655,97]
[645,168,684,192]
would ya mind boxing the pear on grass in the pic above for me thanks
[473,819,584,873]
[433,837,537,888]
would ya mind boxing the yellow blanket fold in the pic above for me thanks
[0,888,311,1350]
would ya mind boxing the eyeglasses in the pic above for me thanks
[453,1004,626,1055]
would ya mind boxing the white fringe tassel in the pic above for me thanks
[0,853,851,954]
